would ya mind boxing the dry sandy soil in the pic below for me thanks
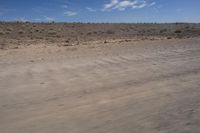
[0,22,200,49]
[0,23,200,133]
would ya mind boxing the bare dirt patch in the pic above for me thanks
[0,23,200,133]
[0,37,200,133]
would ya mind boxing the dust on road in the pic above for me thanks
[0,38,200,133]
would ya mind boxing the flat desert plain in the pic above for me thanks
[0,23,200,133]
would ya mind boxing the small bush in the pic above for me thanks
[5,31,10,34]
[6,28,13,31]
[87,32,92,35]
[174,30,182,34]
[185,26,190,29]
[48,31,57,35]
[104,40,108,43]
[0,43,6,49]
[160,29,167,33]
[0,31,4,35]
[18,30,25,34]
[35,29,40,32]
[106,30,115,34]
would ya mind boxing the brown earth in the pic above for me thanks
[0,23,200,133]
[0,22,200,49]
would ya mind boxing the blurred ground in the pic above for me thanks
[0,22,200,49]
[0,36,200,133]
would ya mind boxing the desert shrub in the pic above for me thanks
[174,30,182,34]
[65,40,69,43]
[36,36,43,39]
[48,31,57,35]
[0,31,4,35]
[147,30,151,32]
[0,43,6,49]
[18,30,24,34]
[5,31,10,34]
[6,28,13,31]
[104,40,108,43]
[87,32,92,35]
[185,26,190,29]
[56,35,61,38]
[139,30,146,34]
[167,37,172,39]
[106,30,115,34]
[160,29,167,33]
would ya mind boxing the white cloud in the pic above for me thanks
[34,18,42,22]
[19,17,28,22]
[103,0,155,11]
[115,1,137,10]
[132,1,147,9]
[61,5,68,9]
[86,7,96,12]
[44,16,55,21]
[104,0,118,9]
[64,11,77,16]
[13,17,28,22]
[149,2,156,7]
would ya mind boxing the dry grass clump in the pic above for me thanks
[18,30,25,34]
[48,31,57,35]
[174,30,182,34]
[0,31,5,35]
[35,29,40,32]
[0,43,7,49]
[106,30,115,34]
[160,29,167,34]
[87,32,92,35]
[6,27,13,31]
[0,23,199,49]
[104,40,108,43]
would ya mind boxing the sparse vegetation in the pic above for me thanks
[174,30,182,34]
[0,22,199,49]
[160,29,167,34]
[106,30,115,34]
[87,32,92,35]
[0,31,5,35]
[18,30,25,34]
[48,31,57,35]
[104,40,108,43]
[6,28,13,31]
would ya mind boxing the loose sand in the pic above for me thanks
[0,37,200,133]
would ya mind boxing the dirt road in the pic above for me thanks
[0,38,200,133]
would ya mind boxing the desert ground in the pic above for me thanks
[0,23,200,133]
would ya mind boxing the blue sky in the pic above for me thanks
[0,0,200,22]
